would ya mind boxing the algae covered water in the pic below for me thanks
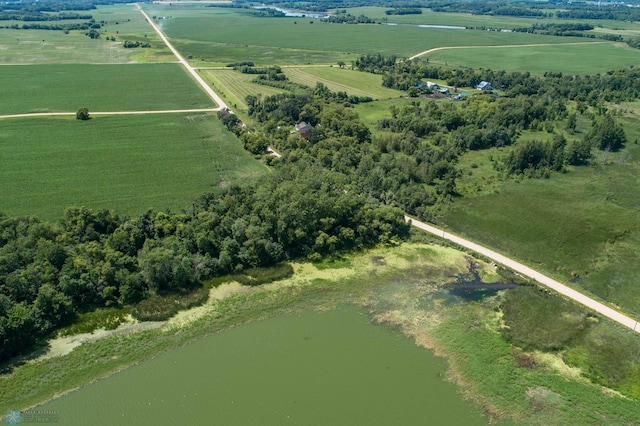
[41,307,488,425]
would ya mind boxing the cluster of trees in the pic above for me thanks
[326,12,376,24]
[0,163,409,362]
[354,54,397,74]
[123,40,151,48]
[385,8,422,16]
[235,65,286,80]
[499,135,575,177]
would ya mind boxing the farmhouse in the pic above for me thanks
[426,81,439,90]
[476,81,492,91]
[294,121,314,139]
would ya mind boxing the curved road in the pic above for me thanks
[409,41,609,60]
[136,4,228,111]
[406,215,640,333]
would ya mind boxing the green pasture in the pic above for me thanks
[284,66,405,99]
[441,163,640,317]
[424,42,640,74]
[0,114,267,221]
[199,68,286,111]
[152,7,596,60]
[0,63,213,114]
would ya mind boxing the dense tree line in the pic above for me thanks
[325,11,375,23]
[0,163,408,362]
[385,8,422,15]
[0,12,93,21]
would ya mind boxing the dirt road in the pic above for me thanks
[0,109,217,119]
[406,215,640,333]
[137,5,228,111]
[409,41,609,60]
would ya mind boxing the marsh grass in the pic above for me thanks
[203,263,294,288]
[131,287,209,321]
[57,307,131,337]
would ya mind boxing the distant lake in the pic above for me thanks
[387,23,466,30]
[40,306,488,425]
[253,6,330,19]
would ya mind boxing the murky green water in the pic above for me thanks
[42,307,488,425]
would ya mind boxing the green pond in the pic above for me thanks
[41,307,488,425]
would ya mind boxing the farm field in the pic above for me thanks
[173,40,352,67]
[424,42,640,75]
[0,114,267,221]
[150,7,598,59]
[0,5,171,64]
[199,68,287,110]
[0,29,132,64]
[284,66,405,99]
[0,64,214,114]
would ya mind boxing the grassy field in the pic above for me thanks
[424,42,640,75]
[441,163,640,317]
[284,66,405,99]
[149,6,597,60]
[0,64,214,114]
[199,68,287,110]
[0,114,267,221]
[1,243,638,424]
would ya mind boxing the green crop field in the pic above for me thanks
[0,114,267,221]
[151,7,596,59]
[200,69,286,110]
[284,66,405,99]
[424,42,640,75]
[0,64,214,114]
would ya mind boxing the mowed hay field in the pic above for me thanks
[424,42,640,75]
[0,114,267,221]
[284,66,405,99]
[200,69,286,110]
[0,64,214,114]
